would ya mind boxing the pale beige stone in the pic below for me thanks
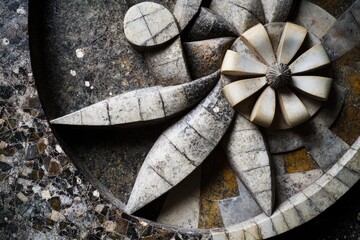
[255,214,277,238]
[302,184,335,212]
[221,50,268,76]
[173,0,202,31]
[289,44,331,74]
[241,23,276,65]
[289,192,319,222]
[278,200,303,229]
[277,23,308,64]
[270,210,289,234]
[291,76,332,101]
[250,86,276,127]
[222,77,267,107]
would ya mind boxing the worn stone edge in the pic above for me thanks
[211,136,360,240]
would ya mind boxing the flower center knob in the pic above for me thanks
[266,63,292,89]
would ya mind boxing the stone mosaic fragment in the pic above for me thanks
[146,37,191,85]
[261,0,293,23]
[294,0,336,38]
[185,8,238,42]
[173,0,202,31]
[288,192,319,222]
[184,37,235,79]
[210,0,259,34]
[124,2,179,48]
[302,183,335,212]
[125,81,234,214]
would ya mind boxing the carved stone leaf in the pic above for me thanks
[224,115,274,216]
[173,0,202,31]
[50,71,220,126]
[125,80,235,214]
[261,0,293,23]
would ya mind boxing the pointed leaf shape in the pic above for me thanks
[125,81,235,214]
[291,76,332,101]
[277,23,308,64]
[185,7,238,42]
[250,86,276,127]
[241,23,276,65]
[278,88,310,128]
[222,77,267,107]
[224,115,274,216]
[221,50,268,76]
[50,71,220,126]
[173,0,202,31]
[261,0,293,23]
[289,44,330,74]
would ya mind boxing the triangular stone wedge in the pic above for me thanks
[241,23,276,65]
[173,0,202,31]
[185,7,238,42]
[224,115,275,216]
[125,81,235,214]
[278,88,311,128]
[250,86,276,127]
[222,77,267,107]
[50,71,220,126]
[277,22,308,64]
[290,76,333,101]
[261,0,293,23]
[221,50,268,76]
[289,44,331,74]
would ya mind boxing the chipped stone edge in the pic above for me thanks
[210,136,360,240]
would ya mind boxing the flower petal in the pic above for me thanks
[289,44,331,74]
[261,0,293,23]
[278,88,311,128]
[291,76,332,101]
[125,81,235,214]
[222,77,267,107]
[250,86,276,127]
[224,115,274,216]
[50,71,220,126]
[297,94,323,117]
[241,23,276,65]
[221,50,268,76]
[277,22,308,64]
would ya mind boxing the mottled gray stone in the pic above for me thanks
[302,183,336,212]
[302,124,349,171]
[218,180,262,226]
[51,73,218,126]
[270,210,290,234]
[224,115,274,216]
[146,37,191,85]
[173,0,202,31]
[289,192,320,222]
[210,0,259,34]
[278,200,303,229]
[328,163,360,187]
[125,81,234,214]
[276,169,323,203]
[294,0,336,38]
[124,2,179,48]
[254,214,277,239]
[231,37,265,65]
[322,1,360,61]
[185,8,238,42]
[261,0,293,23]
[264,22,285,55]
[316,174,349,200]
[184,37,235,79]
[157,169,201,228]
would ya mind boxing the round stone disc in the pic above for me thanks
[124,2,179,48]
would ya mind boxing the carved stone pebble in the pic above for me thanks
[124,2,179,48]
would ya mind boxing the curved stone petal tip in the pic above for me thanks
[125,81,235,213]
[224,115,274,216]
[50,72,220,126]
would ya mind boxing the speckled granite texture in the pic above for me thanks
[1,0,360,239]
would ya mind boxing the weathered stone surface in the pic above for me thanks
[261,0,293,23]
[294,0,336,38]
[185,8,238,42]
[51,72,219,126]
[231,37,264,64]
[184,37,235,79]
[276,169,323,203]
[146,37,191,85]
[289,192,320,222]
[218,180,262,226]
[290,76,332,101]
[125,81,234,214]
[173,0,202,31]
[224,115,274,216]
[322,1,360,61]
[250,87,276,127]
[157,169,201,228]
[210,0,259,34]
[124,2,179,48]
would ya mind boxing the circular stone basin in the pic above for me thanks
[29,0,360,238]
